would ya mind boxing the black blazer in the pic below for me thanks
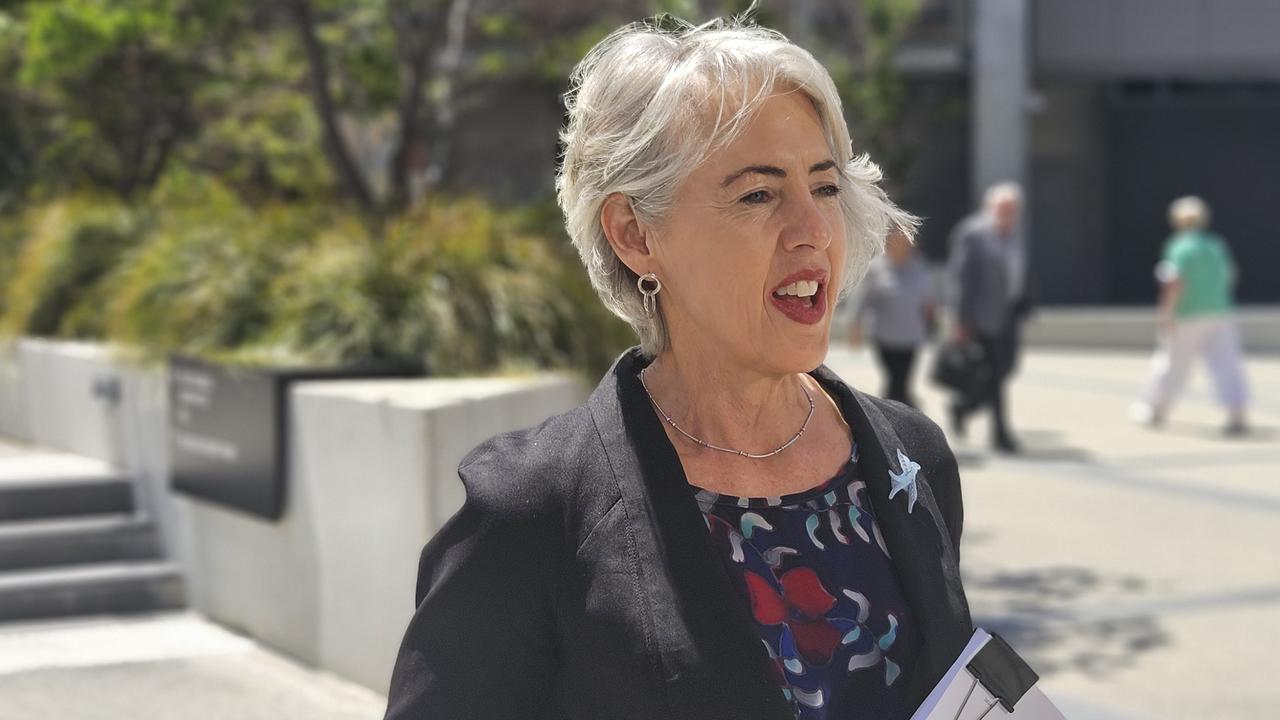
[385,347,972,720]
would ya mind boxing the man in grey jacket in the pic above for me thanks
[946,183,1031,453]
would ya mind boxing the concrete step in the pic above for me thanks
[0,453,134,520]
[0,561,184,623]
[0,514,159,571]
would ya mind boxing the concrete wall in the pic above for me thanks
[0,340,178,559]
[0,342,30,442]
[291,376,584,691]
[1028,83,1111,304]
[0,339,125,460]
[175,373,584,692]
[1024,307,1280,353]
[0,337,586,694]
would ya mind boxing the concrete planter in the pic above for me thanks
[168,354,417,521]
[0,338,129,461]
[0,337,586,694]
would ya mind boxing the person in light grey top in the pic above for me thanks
[851,229,937,407]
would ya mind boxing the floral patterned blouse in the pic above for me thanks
[692,441,921,719]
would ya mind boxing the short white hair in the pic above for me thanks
[984,181,1023,209]
[555,14,917,357]
[1169,195,1210,231]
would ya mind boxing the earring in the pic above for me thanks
[637,272,662,319]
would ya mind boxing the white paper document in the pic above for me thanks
[910,629,1067,720]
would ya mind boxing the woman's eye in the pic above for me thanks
[740,190,773,205]
[815,184,841,198]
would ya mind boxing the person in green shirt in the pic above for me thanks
[1131,196,1250,435]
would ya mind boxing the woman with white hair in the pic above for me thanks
[1132,196,1250,434]
[385,14,972,720]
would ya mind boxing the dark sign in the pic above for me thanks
[169,355,416,520]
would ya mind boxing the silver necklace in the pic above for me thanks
[638,366,815,459]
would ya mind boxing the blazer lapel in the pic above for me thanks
[587,348,971,717]
[811,365,973,707]
[588,349,793,720]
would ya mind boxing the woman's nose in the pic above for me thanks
[781,191,835,251]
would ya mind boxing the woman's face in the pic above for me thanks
[650,90,847,376]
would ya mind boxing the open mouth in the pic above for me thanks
[772,279,823,307]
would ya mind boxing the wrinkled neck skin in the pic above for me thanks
[641,336,821,457]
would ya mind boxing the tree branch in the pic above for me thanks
[387,0,436,211]
[422,0,472,192]
[286,0,376,210]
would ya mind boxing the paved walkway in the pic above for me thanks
[0,346,1274,719]
[0,436,389,719]
[0,612,386,719]
[825,345,1279,720]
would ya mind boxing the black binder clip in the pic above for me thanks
[965,632,1040,714]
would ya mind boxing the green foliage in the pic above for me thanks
[9,0,221,198]
[19,0,178,85]
[0,194,141,338]
[3,0,333,203]
[826,0,924,194]
[185,37,335,201]
[262,196,631,376]
[0,5,41,212]
[525,20,620,83]
[259,219,388,367]
[0,214,26,319]
[0,170,629,376]
[647,0,762,24]
[322,0,401,114]
[104,173,318,360]
[0,8,22,64]
[0,0,717,376]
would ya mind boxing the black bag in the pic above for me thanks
[930,340,990,399]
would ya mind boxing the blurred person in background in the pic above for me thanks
[849,227,937,408]
[384,14,975,720]
[944,183,1031,454]
[1131,196,1250,435]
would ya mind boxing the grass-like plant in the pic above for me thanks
[104,173,314,362]
[264,196,632,376]
[2,173,631,377]
[0,194,140,339]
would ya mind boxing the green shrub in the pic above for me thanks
[0,215,24,321]
[265,197,632,376]
[1,174,631,376]
[0,194,140,339]
[104,173,315,361]
[258,216,391,367]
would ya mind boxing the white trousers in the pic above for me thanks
[1140,315,1250,412]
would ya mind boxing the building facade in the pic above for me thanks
[978,0,1280,305]
[440,0,1280,306]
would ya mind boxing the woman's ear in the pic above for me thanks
[601,192,653,275]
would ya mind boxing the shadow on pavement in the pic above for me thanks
[1156,421,1278,443]
[952,450,988,469]
[1014,429,1096,463]
[968,566,1170,679]
[953,429,1095,465]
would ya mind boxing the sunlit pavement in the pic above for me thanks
[0,437,384,717]
[825,344,1280,720]
[0,611,385,719]
[0,346,1273,719]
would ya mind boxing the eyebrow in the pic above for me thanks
[720,159,838,188]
